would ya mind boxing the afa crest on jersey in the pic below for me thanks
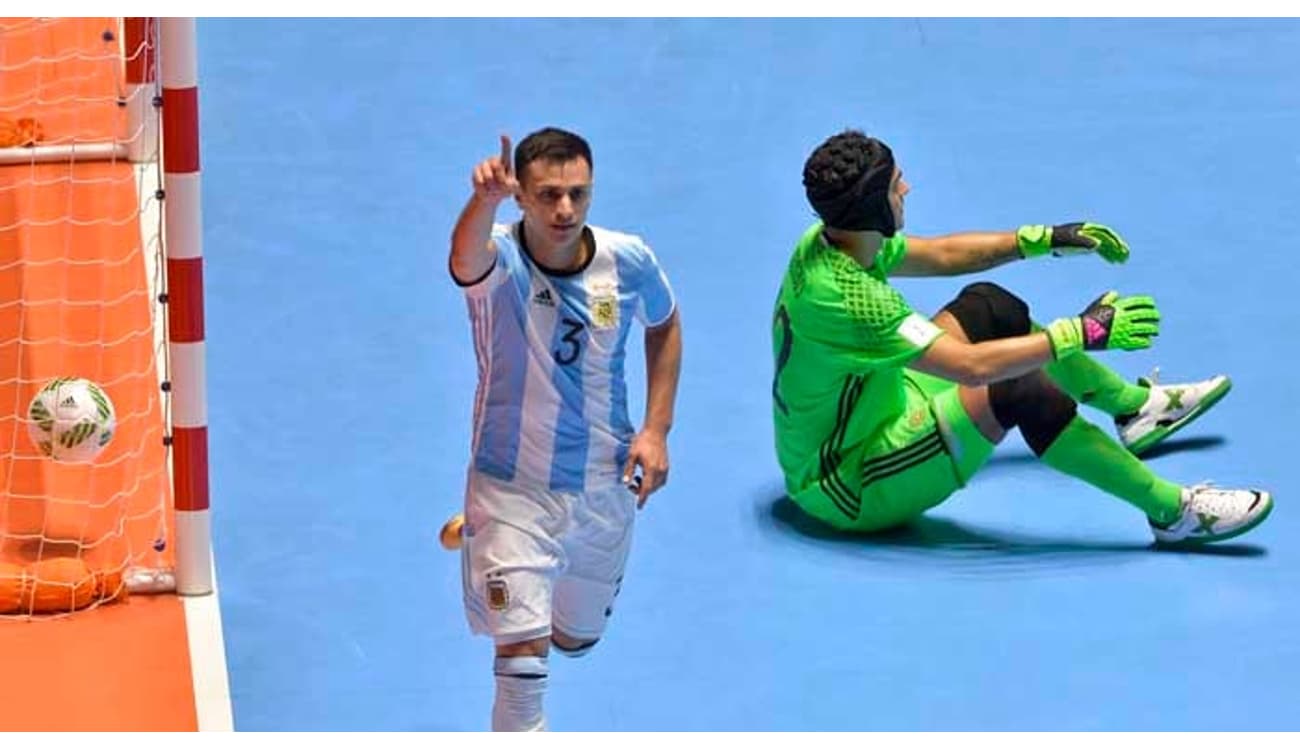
[590,293,619,329]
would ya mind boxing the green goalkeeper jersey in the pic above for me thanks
[771,222,946,504]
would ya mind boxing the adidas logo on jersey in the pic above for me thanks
[532,289,555,307]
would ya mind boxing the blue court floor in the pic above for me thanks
[198,18,1300,730]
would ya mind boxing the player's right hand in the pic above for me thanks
[1045,291,1161,358]
[471,134,518,205]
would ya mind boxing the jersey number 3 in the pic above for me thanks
[554,317,586,366]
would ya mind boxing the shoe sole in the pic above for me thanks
[1127,377,1232,456]
[1153,492,1274,547]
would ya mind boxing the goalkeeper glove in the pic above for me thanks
[1018,222,1130,264]
[1045,291,1160,359]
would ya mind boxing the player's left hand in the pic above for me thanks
[1017,222,1130,264]
[623,429,669,509]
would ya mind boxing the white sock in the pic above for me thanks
[492,655,548,731]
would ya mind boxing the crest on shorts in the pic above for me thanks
[486,578,510,611]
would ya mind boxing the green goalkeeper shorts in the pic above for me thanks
[793,369,996,533]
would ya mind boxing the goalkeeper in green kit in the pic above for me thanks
[772,130,1272,544]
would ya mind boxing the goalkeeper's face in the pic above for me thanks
[888,167,910,230]
[517,156,593,255]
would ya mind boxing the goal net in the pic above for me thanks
[0,17,204,616]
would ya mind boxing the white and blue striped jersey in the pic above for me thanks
[457,222,676,493]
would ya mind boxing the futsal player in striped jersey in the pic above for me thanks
[442,127,682,731]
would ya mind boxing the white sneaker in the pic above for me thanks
[1117,369,1232,455]
[439,513,464,551]
[1150,484,1273,545]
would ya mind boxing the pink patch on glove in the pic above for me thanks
[1084,318,1108,346]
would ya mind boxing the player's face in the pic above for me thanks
[517,157,593,252]
[888,167,910,230]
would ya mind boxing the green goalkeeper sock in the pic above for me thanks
[1033,321,1149,416]
[1039,416,1183,524]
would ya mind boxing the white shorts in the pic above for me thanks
[460,468,637,646]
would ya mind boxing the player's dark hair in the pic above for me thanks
[515,127,592,183]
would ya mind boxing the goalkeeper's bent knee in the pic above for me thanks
[989,372,1078,456]
[941,282,1032,343]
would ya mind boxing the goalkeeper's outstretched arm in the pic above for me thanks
[895,223,1131,277]
[894,231,1021,276]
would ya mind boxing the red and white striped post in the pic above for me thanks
[160,17,212,596]
[122,18,157,163]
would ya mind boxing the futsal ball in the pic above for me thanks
[27,377,116,463]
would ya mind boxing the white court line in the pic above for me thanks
[138,161,234,731]
[184,554,234,731]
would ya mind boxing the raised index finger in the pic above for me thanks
[499,134,513,175]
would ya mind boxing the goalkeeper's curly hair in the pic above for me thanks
[801,129,891,205]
